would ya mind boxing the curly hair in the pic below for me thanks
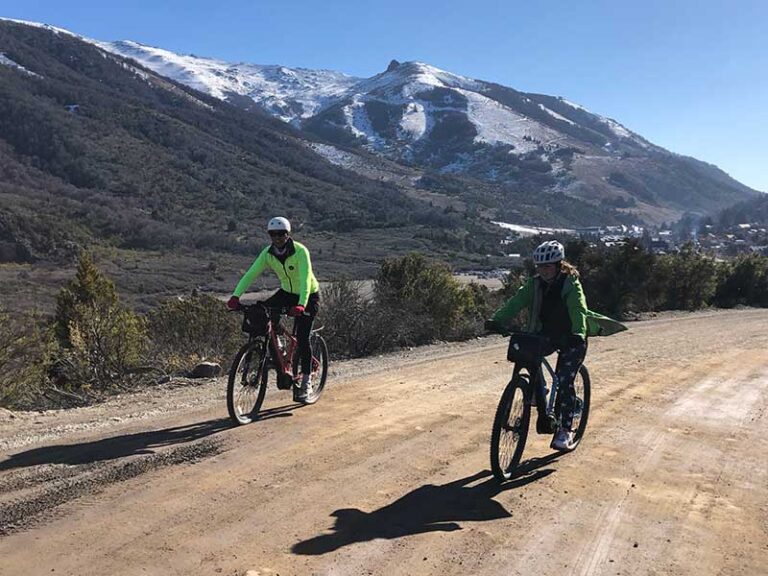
[559,259,580,278]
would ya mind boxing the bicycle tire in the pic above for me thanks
[304,334,328,404]
[226,340,268,425]
[569,365,591,448]
[490,375,531,481]
[290,333,329,405]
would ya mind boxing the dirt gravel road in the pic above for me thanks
[1,308,767,576]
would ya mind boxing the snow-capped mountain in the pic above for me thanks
[96,40,361,124]
[2,18,360,125]
[92,37,652,160]
[303,59,655,163]
[89,38,659,182]
[83,40,760,219]
[1,18,757,222]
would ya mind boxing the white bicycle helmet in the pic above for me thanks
[267,216,291,233]
[532,240,565,264]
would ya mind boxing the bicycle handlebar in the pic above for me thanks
[233,302,293,315]
[485,323,554,345]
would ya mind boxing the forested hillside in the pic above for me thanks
[0,20,507,306]
[709,193,768,228]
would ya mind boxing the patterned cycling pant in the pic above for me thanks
[555,338,588,430]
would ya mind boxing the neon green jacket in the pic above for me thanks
[491,274,627,338]
[233,239,319,306]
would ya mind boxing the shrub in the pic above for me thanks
[53,252,120,348]
[375,253,478,345]
[55,301,148,394]
[147,292,240,372]
[0,309,51,409]
[319,279,387,357]
[582,240,663,315]
[714,253,768,308]
[51,252,148,395]
[659,243,718,311]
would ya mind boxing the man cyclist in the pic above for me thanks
[485,240,625,451]
[227,217,320,402]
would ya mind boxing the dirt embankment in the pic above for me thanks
[1,308,767,576]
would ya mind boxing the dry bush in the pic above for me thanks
[147,292,240,372]
[0,310,51,409]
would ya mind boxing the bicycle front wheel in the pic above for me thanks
[304,334,329,404]
[490,375,531,481]
[569,365,591,448]
[227,341,268,425]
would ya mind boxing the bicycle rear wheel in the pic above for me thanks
[292,333,329,404]
[227,341,268,425]
[305,333,328,404]
[490,375,531,481]
[569,365,591,448]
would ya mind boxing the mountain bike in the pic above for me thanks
[489,331,590,481]
[227,303,328,425]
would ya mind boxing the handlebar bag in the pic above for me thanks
[507,333,553,364]
[242,306,269,336]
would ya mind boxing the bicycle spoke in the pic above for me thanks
[235,384,260,415]
[495,385,526,475]
[227,341,268,425]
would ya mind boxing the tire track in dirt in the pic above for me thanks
[0,439,220,536]
[567,352,768,576]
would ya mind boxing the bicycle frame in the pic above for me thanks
[268,319,300,380]
[509,354,560,420]
[238,302,322,382]
[536,357,560,420]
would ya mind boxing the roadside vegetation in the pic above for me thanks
[1,244,766,410]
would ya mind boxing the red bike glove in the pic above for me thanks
[287,305,305,317]
[226,295,240,310]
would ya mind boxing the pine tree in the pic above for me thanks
[53,251,118,348]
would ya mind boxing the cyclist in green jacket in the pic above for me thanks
[486,240,597,451]
[227,216,320,401]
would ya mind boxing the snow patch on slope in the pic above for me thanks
[1,18,76,37]
[0,52,41,77]
[343,97,387,148]
[353,61,481,98]
[493,221,576,236]
[399,102,428,139]
[95,41,360,124]
[460,89,561,151]
[307,142,359,168]
[600,117,632,139]
[538,103,575,125]
[559,97,587,112]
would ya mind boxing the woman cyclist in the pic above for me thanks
[227,217,320,402]
[486,240,624,451]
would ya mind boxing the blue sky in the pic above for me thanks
[4,0,767,192]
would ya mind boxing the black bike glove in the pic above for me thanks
[567,334,586,348]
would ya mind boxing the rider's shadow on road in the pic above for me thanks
[0,403,302,471]
[0,417,238,470]
[292,454,560,556]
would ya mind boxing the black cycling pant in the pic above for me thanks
[263,289,320,374]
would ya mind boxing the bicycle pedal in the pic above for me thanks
[276,373,293,390]
[536,415,556,435]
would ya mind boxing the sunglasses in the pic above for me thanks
[268,231,288,237]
